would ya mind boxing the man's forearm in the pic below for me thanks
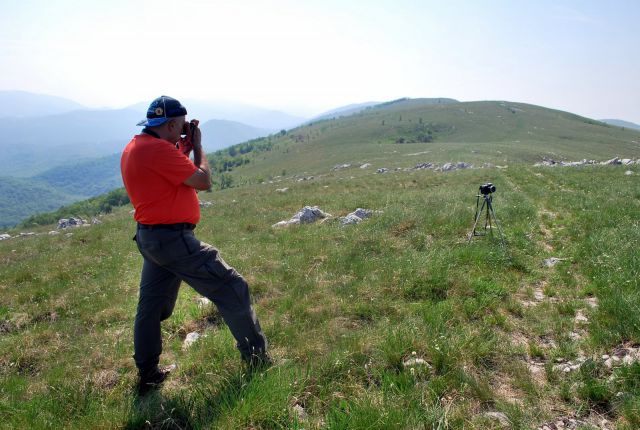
[193,147,211,176]
[192,146,212,191]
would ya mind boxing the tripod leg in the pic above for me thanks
[487,200,506,247]
[468,198,487,241]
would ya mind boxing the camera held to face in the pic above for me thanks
[479,182,496,195]
[181,120,196,137]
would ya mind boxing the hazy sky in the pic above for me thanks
[1,0,638,121]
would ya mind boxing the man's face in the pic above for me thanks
[167,116,186,143]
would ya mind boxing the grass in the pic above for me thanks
[1,96,639,428]
[1,160,638,428]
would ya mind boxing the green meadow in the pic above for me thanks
[1,99,639,429]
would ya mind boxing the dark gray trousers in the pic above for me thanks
[133,224,267,375]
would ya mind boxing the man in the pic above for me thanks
[121,95,269,394]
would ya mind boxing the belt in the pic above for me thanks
[137,223,196,231]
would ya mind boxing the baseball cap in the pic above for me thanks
[136,95,188,127]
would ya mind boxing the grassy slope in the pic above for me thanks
[224,99,640,183]
[1,99,639,428]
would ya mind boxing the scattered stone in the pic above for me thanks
[536,416,588,430]
[625,170,634,175]
[48,231,59,235]
[0,234,12,240]
[272,206,332,228]
[543,257,564,267]
[482,411,510,427]
[19,232,36,237]
[65,233,73,237]
[414,162,433,170]
[196,297,212,308]
[91,217,102,224]
[182,332,201,350]
[534,156,640,168]
[57,217,88,229]
[296,176,314,182]
[569,331,583,341]
[332,163,352,171]
[275,187,289,193]
[199,200,213,208]
[360,163,372,169]
[340,208,378,226]
[604,344,640,368]
[574,310,589,324]
[553,356,586,373]
[376,168,389,174]
[440,163,455,171]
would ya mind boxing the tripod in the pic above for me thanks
[468,192,506,246]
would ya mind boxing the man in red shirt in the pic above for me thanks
[121,95,268,394]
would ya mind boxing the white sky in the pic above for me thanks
[1,0,639,121]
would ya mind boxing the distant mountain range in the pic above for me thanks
[0,92,305,177]
[600,119,640,130]
[0,91,86,117]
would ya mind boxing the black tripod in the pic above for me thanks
[468,191,506,247]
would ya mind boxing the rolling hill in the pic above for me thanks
[212,98,640,184]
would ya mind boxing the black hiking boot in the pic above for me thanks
[137,364,176,395]
[244,352,273,373]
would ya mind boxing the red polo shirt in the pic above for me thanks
[121,133,200,224]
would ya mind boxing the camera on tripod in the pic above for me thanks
[479,182,496,195]
[469,181,506,246]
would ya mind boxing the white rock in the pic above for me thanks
[199,200,213,208]
[272,206,331,227]
[414,162,434,170]
[182,332,200,349]
[622,355,635,365]
[625,170,633,176]
[48,231,59,235]
[0,234,11,240]
[574,310,588,323]
[276,187,289,193]
[543,257,563,267]
[341,214,364,225]
[360,163,372,169]
[376,168,389,174]
[197,297,212,308]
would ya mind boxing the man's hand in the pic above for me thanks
[183,120,211,191]
[177,119,200,156]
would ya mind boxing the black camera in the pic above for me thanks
[181,121,196,137]
[479,182,496,195]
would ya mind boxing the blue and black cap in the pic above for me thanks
[136,95,188,127]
